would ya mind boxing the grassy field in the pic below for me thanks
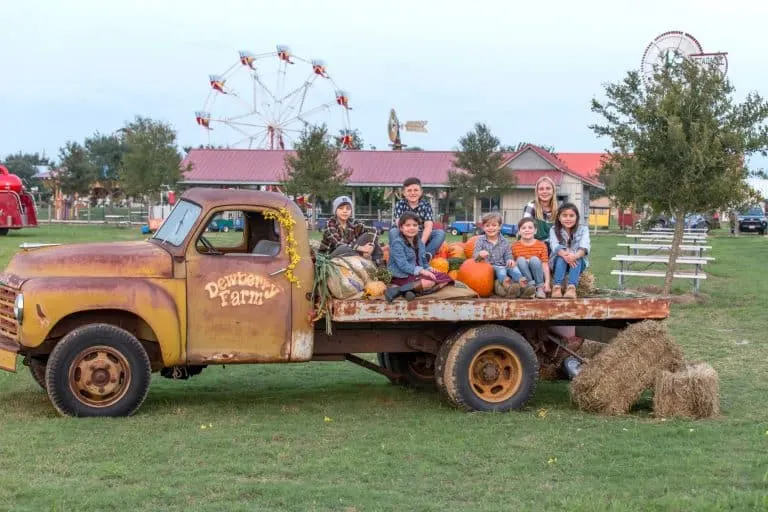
[0,224,767,511]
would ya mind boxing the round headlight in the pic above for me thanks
[13,293,24,323]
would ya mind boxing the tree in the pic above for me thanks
[447,122,517,220]
[120,116,187,202]
[590,58,768,293]
[1,152,51,190]
[58,142,98,196]
[334,129,364,150]
[85,132,126,200]
[501,142,558,155]
[282,124,351,228]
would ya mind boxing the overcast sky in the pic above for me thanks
[2,0,766,169]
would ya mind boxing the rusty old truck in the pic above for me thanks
[0,188,670,417]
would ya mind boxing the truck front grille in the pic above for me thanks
[0,285,19,340]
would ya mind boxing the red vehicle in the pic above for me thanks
[0,165,38,235]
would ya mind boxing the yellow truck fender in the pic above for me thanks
[19,277,185,367]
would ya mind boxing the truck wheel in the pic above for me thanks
[450,228,459,236]
[45,324,152,417]
[27,358,47,390]
[376,353,436,389]
[388,353,436,390]
[435,325,538,412]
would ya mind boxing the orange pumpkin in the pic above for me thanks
[458,257,495,297]
[448,270,460,280]
[430,257,449,273]
[436,243,450,259]
[464,235,480,259]
[448,243,466,259]
[381,244,390,263]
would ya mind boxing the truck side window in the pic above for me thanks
[196,209,281,256]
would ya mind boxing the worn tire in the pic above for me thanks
[45,324,152,417]
[435,325,538,412]
[376,352,436,389]
[387,353,437,390]
[28,358,47,390]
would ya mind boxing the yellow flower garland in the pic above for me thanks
[263,207,302,288]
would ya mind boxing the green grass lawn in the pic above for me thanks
[0,224,767,511]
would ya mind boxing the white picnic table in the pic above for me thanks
[611,254,709,293]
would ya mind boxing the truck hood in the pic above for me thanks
[4,241,173,279]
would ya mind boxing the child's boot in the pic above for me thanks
[551,285,562,298]
[564,284,577,299]
[520,284,536,299]
[506,282,521,298]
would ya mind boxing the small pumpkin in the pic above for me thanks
[464,235,481,259]
[364,280,388,298]
[448,270,460,281]
[448,243,466,258]
[457,257,495,297]
[381,244,390,264]
[436,243,451,259]
[430,257,449,273]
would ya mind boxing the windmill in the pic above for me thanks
[640,31,728,85]
[387,108,428,150]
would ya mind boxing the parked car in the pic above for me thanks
[737,206,767,235]
[646,212,719,232]
[446,220,518,237]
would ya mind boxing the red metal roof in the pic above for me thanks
[181,148,601,188]
[555,153,607,180]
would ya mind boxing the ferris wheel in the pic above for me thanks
[195,45,353,150]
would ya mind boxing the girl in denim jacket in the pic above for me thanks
[548,203,590,299]
[386,213,452,302]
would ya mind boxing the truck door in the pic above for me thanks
[185,208,292,364]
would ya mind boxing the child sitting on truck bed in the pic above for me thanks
[512,217,550,299]
[473,212,533,298]
[318,195,384,266]
[386,212,452,302]
[548,202,590,299]
[388,177,446,261]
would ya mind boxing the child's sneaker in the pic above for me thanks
[564,284,577,299]
[520,285,536,299]
[551,285,562,298]
[535,287,546,299]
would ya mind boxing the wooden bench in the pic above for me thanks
[104,214,130,228]
[616,243,714,259]
[611,254,708,293]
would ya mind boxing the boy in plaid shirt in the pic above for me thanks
[389,177,446,260]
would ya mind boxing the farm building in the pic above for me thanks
[180,144,604,225]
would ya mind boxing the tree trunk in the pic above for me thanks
[663,208,686,294]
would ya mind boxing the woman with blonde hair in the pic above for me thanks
[522,176,559,250]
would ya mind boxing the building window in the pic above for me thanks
[480,196,501,214]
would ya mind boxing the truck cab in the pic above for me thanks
[0,189,315,417]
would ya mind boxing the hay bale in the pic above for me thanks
[577,339,607,360]
[538,363,561,381]
[570,320,684,415]
[653,362,720,419]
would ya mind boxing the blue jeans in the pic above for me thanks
[493,265,523,283]
[516,256,545,287]
[388,228,446,258]
[552,256,584,286]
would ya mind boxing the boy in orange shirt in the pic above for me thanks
[512,217,551,299]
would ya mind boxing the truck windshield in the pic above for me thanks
[152,200,202,246]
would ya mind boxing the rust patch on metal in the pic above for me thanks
[5,241,173,279]
[330,296,671,323]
